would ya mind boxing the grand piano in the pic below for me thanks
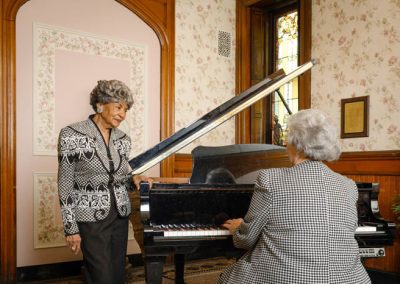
[128,61,395,284]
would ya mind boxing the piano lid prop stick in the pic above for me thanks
[129,60,315,175]
[275,89,292,115]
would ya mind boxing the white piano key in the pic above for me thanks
[160,226,231,238]
[356,226,377,232]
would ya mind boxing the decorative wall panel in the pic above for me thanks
[33,173,65,248]
[33,23,147,157]
[33,172,134,249]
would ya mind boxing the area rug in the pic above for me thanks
[127,257,236,283]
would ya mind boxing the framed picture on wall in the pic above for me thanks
[340,96,369,138]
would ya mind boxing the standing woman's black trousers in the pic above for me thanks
[78,192,129,284]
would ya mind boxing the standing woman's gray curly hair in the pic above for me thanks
[90,80,134,112]
[287,109,341,161]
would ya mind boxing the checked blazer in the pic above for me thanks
[57,117,134,236]
[217,160,371,284]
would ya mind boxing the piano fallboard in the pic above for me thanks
[140,183,254,228]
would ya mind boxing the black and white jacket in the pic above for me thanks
[57,117,133,236]
[217,160,371,284]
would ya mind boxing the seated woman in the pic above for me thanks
[218,109,370,284]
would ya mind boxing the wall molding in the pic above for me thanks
[327,151,400,176]
[16,253,143,282]
[174,150,400,177]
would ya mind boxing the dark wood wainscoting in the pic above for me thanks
[327,151,400,274]
[173,153,193,178]
[174,151,400,273]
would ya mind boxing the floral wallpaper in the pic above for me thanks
[33,23,146,157]
[175,0,236,153]
[312,0,400,151]
[176,0,399,153]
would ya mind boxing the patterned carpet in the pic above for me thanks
[127,257,235,284]
[19,257,235,284]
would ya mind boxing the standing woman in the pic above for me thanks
[57,80,152,284]
[218,109,370,284]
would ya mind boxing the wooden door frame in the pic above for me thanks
[0,0,175,281]
[236,0,312,143]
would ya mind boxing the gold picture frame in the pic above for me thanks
[341,96,369,138]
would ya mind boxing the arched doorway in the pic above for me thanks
[0,0,175,281]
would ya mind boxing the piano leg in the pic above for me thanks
[144,255,166,284]
[174,254,185,284]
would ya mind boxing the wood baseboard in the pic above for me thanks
[16,254,143,282]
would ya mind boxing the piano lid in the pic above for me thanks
[129,60,315,175]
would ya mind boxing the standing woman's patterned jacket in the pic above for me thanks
[57,117,133,236]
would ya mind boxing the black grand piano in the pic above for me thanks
[128,61,395,284]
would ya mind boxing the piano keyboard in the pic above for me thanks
[355,226,376,233]
[148,224,231,240]
[355,225,385,234]
[147,224,383,240]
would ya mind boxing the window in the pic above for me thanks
[273,10,299,145]
[236,0,311,145]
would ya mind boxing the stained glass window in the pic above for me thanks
[273,11,298,145]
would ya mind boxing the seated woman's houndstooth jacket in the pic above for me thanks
[57,117,134,236]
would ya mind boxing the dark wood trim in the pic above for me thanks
[16,254,143,282]
[174,153,193,177]
[0,1,175,282]
[327,151,400,176]
[235,0,253,144]
[340,150,400,160]
[298,0,312,109]
[17,260,84,282]
[117,0,176,177]
[0,1,25,281]
[249,8,267,143]
[161,0,176,177]
[176,150,400,178]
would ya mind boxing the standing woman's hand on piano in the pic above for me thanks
[132,175,153,190]
[221,218,244,234]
